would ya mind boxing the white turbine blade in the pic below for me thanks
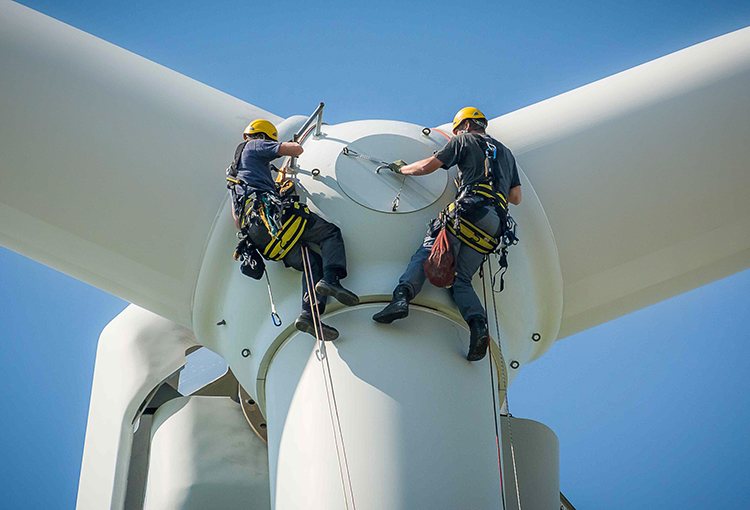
[486,27,750,339]
[0,1,281,326]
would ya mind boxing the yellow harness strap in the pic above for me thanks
[261,202,310,261]
[444,202,500,254]
[470,183,507,211]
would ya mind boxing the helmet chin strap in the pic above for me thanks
[455,120,470,135]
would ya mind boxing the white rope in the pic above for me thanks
[301,247,357,510]
[486,256,523,510]
[481,262,507,510]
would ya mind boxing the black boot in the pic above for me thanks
[467,318,489,361]
[372,285,411,324]
[315,271,360,307]
[295,313,339,341]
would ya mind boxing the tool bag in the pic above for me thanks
[424,225,456,287]
[234,233,265,280]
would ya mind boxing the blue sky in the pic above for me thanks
[1,1,749,508]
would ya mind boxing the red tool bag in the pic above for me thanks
[424,228,455,287]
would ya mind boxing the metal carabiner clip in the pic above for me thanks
[265,269,282,327]
[271,312,282,327]
[486,143,497,160]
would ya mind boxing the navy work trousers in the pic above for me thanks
[398,206,503,323]
[245,211,348,317]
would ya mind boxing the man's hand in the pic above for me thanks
[398,156,443,176]
[388,160,408,174]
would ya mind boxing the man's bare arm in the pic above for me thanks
[277,142,304,157]
[508,185,522,205]
[231,204,240,229]
[399,156,443,176]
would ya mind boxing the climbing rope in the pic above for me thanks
[301,246,357,510]
[485,255,523,510]
[481,258,524,510]
[480,263,507,510]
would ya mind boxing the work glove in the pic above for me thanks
[388,160,407,174]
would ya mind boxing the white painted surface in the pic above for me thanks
[0,8,746,505]
[0,0,280,326]
[192,119,561,405]
[143,397,271,510]
[500,417,560,510]
[335,133,447,212]
[76,305,199,510]
[265,306,508,510]
[1,0,747,343]
[483,26,750,338]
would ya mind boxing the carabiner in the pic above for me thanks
[485,143,497,160]
[271,312,282,327]
[391,195,400,211]
[265,269,282,327]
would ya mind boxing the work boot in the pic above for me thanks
[315,273,360,307]
[467,318,489,361]
[295,313,339,341]
[372,285,411,324]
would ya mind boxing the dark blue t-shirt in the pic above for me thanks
[235,139,281,195]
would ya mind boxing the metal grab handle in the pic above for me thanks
[290,102,325,169]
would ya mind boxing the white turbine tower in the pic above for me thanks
[1,1,749,509]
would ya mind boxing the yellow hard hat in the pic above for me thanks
[243,119,279,141]
[452,107,487,134]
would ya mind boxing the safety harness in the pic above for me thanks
[259,201,311,261]
[441,136,510,253]
[440,135,520,289]
[227,141,312,262]
[444,200,501,255]
[230,185,312,262]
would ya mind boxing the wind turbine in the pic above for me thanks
[1,1,749,509]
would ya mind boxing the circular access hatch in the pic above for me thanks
[335,134,448,213]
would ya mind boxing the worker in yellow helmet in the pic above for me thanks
[226,119,359,341]
[373,107,522,361]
